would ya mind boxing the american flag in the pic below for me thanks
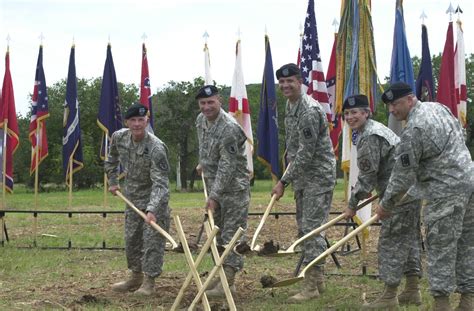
[29,45,49,174]
[299,0,331,119]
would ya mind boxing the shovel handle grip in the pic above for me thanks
[115,191,178,249]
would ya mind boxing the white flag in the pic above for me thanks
[229,40,254,177]
[342,122,372,238]
[454,19,467,128]
[204,43,213,85]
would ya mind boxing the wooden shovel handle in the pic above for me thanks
[302,214,380,275]
[284,194,379,252]
[115,191,178,249]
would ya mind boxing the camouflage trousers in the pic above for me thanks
[378,200,423,286]
[213,189,250,271]
[124,204,170,278]
[425,193,474,296]
[295,189,333,266]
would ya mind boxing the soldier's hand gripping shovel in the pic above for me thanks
[269,214,379,287]
[267,195,379,257]
[115,190,179,249]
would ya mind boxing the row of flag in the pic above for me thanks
[0,41,153,193]
[253,0,467,238]
[0,0,469,201]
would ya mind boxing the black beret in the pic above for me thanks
[382,82,413,104]
[125,103,148,119]
[195,85,218,100]
[343,94,369,111]
[276,63,300,79]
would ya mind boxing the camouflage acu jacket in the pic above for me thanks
[381,101,474,212]
[104,129,170,214]
[349,119,400,210]
[196,109,250,203]
[281,93,336,193]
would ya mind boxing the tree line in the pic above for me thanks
[12,54,474,190]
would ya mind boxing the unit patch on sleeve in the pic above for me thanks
[401,154,410,167]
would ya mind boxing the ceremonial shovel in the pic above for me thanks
[267,195,379,257]
[115,190,179,249]
[270,214,379,287]
[250,164,291,252]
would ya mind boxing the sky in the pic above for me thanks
[0,0,473,116]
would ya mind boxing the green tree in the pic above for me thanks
[154,78,204,190]
[14,78,138,189]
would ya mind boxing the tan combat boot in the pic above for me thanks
[134,274,155,296]
[361,285,399,310]
[288,266,320,303]
[455,293,473,311]
[314,266,326,294]
[398,275,422,306]
[433,295,452,311]
[111,271,143,292]
[205,265,237,299]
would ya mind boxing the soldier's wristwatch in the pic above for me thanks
[280,179,289,188]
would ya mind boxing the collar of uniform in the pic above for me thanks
[128,130,149,155]
[205,108,225,133]
[407,100,422,123]
[358,118,371,134]
[286,94,303,116]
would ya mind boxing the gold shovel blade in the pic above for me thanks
[264,250,295,257]
[270,276,304,287]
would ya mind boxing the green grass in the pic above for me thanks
[0,179,460,310]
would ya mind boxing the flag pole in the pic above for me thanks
[103,135,108,209]
[101,136,109,248]
[1,122,6,207]
[68,155,73,248]
[34,121,40,209]
[33,119,41,246]
[1,121,8,245]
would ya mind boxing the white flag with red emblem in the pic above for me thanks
[229,40,253,177]
[454,19,467,128]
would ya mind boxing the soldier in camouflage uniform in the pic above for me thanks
[195,85,250,298]
[377,82,474,311]
[105,103,171,296]
[341,94,422,309]
[271,63,336,302]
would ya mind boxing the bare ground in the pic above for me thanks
[1,198,432,310]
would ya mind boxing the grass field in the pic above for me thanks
[0,180,460,310]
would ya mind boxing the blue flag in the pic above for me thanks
[97,44,122,159]
[388,0,415,135]
[62,45,84,185]
[416,24,434,102]
[29,45,50,174]
[256,35,280,180]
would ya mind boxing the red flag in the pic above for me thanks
[326,34,341,158]
[436,21,457,116]
[140,43,154,130]
[0,48,20,192]
[29,45,49,174]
